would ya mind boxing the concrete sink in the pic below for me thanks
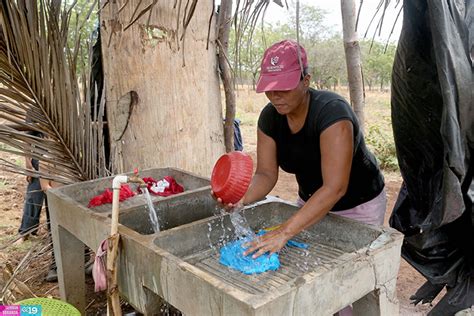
[57,167,210,213]
[119,191,217,235]
[48,171,403,316]
[151,200,403,315]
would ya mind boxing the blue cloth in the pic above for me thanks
[219,231,309,274]
[287,239,309,249]
[233,119,243,151]
[222,118,244,151]
[219,237,280,275]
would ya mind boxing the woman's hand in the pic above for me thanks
[210,190,243,212]
[243,227,293,259]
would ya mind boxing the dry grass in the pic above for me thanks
[232,85,391,126]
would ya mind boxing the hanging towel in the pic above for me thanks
[92,239,107,292]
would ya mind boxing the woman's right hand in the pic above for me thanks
[211,190,243,212]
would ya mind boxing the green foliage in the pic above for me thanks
[365,123,399,172]
[286,4,331,41]
[230,4,331,87]
[65,0,99,76]
[229,3,396,93]
[309,35,347,89]
[361,41,397,91]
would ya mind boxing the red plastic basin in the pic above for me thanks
[211,152,253,204]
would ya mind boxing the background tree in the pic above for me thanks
[310,35,347,89]
[361,41,397,91]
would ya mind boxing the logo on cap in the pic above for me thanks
[270,56,279,66]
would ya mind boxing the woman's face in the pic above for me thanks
[264,75,310,116]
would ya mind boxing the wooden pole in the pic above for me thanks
[341,0,365,130]
[107,185,123,316]
[217,0,236,152]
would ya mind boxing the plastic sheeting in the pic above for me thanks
[389,0,473,314]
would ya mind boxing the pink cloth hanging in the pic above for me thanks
[92,239,108,292]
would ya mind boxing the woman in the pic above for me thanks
[220,39,386,261]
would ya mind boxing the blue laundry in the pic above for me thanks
[286,239,309,249]
[219,231,309,274]
[219,237,280,274]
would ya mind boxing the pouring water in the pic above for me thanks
[143,187,160,233]
[229,206,256,240]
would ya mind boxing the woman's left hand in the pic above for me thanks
[243,228,293,259]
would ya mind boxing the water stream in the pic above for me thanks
[143,188,160,233]
[229,209,257,240]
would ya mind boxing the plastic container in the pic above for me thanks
[15,297,81,315]
[211,152,253,204]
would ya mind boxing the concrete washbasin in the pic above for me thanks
[149,200,403,315]
[56,167,210,214]
[118,191,217,235]
[47,167,215,313]
[48,167,403,316]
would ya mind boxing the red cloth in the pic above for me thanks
[88,184,136,208]
[141,176,184,197]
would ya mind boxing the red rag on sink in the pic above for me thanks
[141,176,184,197]
[87,184,136,208]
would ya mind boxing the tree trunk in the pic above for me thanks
[100,1,225,176]
[341,0,365,130]
[217,0,235,152]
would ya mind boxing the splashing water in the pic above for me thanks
[229,207,256,240]
[143,188,160,233]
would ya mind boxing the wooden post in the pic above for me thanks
[106,185,123,316]
[341,0,365,130]
[217,0,236,152]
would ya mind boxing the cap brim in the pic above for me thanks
[255,69,301,93]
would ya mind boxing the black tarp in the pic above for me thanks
[390,0,473,314]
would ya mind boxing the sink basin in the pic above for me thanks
[119,190,217,235]
[55,167,210,214]
[148,200,403,315]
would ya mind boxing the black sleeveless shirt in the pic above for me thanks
[258,88,384,211]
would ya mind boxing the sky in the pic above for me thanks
[264,0,403,42]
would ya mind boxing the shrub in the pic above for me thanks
[365,123,399,172]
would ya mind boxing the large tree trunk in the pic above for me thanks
[341,0,365,130]
[100,0,225,176]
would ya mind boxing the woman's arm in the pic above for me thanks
[244,120,354,258]
[242,128,279,205]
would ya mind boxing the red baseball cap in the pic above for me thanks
[255,40,308,93]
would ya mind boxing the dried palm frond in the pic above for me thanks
[359,0,403,51]
[0,232,52,305]
[0,0,108,184]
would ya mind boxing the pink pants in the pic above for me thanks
[296,188,387,225]
[297,189,387,316]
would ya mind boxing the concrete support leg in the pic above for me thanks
[52,225,85,314]
[352,279,399,316]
